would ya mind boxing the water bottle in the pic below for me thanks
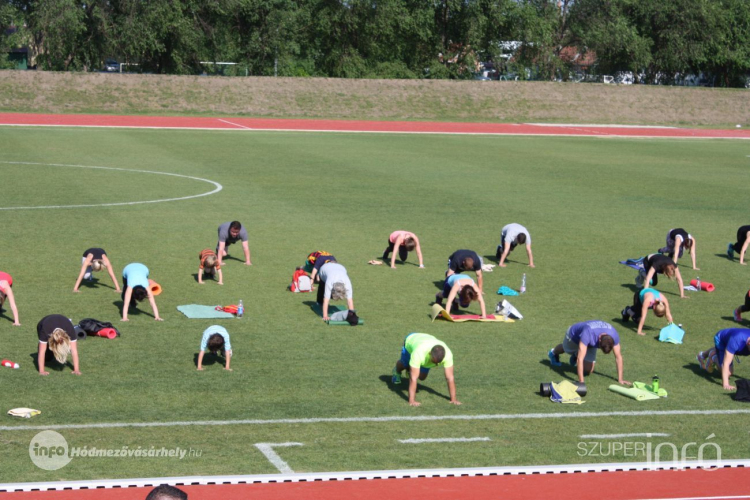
[695,276,701,292]
[520,273,526,294]
[652,375,659,393]
[1,359,19,369]
[237,300,244,318]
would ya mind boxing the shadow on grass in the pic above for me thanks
[377,374,450,403]
[79,277,115,291]
[29,351,72,373]
[682,363,722,386]
[432,280,444,291]
[192,272,220,284]
[113,300,154,319]
[193,352,225,368]
[712,252,734,261]
[620,283,639,293]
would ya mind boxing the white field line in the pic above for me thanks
[218,118,253,129]
[1,409,749,432]
[254,443,303,474]
[580,433,671,439]
[399,437,491,444]
[0,161,222,210]
[1,123,748,140]
[0,459,747,493]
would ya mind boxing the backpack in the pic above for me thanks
[78,318,122,337]
[290,268,312,293]
[215,305,239,314]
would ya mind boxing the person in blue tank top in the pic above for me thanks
[121,263,162,322]
[435,273,486,318]
[548,320,630,386]
[697,328,750,390]
[621,288,674,336]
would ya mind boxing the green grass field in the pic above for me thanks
[0,126,748,482]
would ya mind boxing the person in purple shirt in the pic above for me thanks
[697,328,750,390]
[548,320,630,385]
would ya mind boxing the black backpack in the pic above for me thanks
[78,318,121,337]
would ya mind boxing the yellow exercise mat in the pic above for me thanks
[608,384,660,401]
[430,304,514,323]
[7,408,41,418]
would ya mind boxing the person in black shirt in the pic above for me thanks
[638,253,686,299]
[73,248,120,293]
[446,249,483,294]
[37,315,81,376]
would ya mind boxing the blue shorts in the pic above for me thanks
[400,333,430,375]
[714,335,732,368]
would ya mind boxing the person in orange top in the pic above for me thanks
[198,249,223,285]
[0,271,20,326]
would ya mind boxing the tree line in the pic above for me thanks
[1,0,749,86]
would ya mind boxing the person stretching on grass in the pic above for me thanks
[315,261,354,321]
[73,248,121,293]
[121,263,162,321]
[37,314,80,376]
[658,228,698,270]
[637,253,686,299]
[621,288,674,336]
[446,249,483,294]
[697,328,750,390]
[391,333,460,407]
[727,225,750,265]
[197,325,232,371]
[198,249,223,285]
[0,271,20,326]
[308,252,337,285]
[382,230,424,269]
[548,320,630,386]
[216,221,251,267]
[496,223,535,268]
[435,274,487,319]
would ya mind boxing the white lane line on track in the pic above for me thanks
[0,161,222,210]
[1,409,748,432]
[218,118,253,129]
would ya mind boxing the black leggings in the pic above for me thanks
[733,226,750,253]
[382,241,408,262]
[741,290,750,313]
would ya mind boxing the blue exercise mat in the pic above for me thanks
[177,305,236,319]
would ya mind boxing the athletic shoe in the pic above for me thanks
[734,307,742,322]
[728,243,735,259]
[391,367,402,384]
[697,352,708,371]
[569,354,578,367]
[548,349,561,367]
[621,307,630,322]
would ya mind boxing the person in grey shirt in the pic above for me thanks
[497,223,534,268]
[216,221,251,267]
[315,262,354,321]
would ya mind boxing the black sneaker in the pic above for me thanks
[621,307,630,322]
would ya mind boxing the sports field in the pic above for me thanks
[0,119,748,485]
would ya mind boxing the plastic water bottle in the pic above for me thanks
[695,276,701,292]
[237,300,244,318]
[1,359,19,369]
[652,375,659,393]
[520,273,526,294]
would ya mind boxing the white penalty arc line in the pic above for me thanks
[399,437,491,444]
[1,409,749,432]
[580,433,671,439]
[0,161,222,210]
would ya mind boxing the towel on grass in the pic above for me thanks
[430,304,512,323]
[177,305,236,319]
[550,380,584,404]
[312,303,364,325]
[495,300,523,320]
[659,323,685,344]
[7,408,41,418]
[609,384,661,401]
[481,264,495,272]
[497,286,519,296]
[632,381,668,397]
[619,258,645,271]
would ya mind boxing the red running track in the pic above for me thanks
[1,112,749,139]
[4,467,748,500]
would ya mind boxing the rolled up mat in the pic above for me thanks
[608,384,660,401]
[92,328,118,339]
[74,325,87,341]
[689,279,714,292]
[541,382,586,397]
[148,279,162,296]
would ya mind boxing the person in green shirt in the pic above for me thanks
[391,333,461,407]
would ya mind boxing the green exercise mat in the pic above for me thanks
[633,381,668,397]
[177,305,236,319]
[608,384,661,401]
[312,303,364,325]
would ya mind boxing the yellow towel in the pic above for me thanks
[7,408,41,418]
[550,380,584,404]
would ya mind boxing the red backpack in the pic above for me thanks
[289,268,312,292]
